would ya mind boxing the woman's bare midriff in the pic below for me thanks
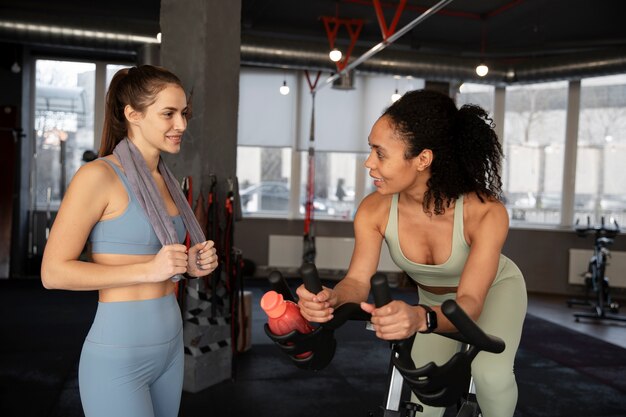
[417,282,458,295]
[92,253,176,302]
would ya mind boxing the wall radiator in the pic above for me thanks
[568,249,626,288]
[268,235,401,272]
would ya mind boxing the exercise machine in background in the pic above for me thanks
[567,217,626,324]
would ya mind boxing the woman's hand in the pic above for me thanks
[147,244,189,282]
[361,300,422,340]
[296,284,337,323]
[186,240,218,278]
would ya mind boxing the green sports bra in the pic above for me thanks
[384,193,516,288]
[384,194,468,288]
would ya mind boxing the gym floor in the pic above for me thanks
[1,278,625,417]
[527,292,626,348]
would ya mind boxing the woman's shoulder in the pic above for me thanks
[354,191,393,230]
[70,157,119,189]
[462,192,508,223]
[359,191,392,214]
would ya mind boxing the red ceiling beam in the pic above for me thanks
[485,0,525,18]
[321,16,364,71]
[343,0,480,20]
[372,0,407,39]
[342,0,526,21]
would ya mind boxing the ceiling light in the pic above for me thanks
[329,48,342,62]
[279,80,290,95]
[391,89,401,102]
[475,63,489,77]
[156,32,162,43]
[11,61,21,74]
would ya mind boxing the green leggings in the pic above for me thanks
[410,275,527,417]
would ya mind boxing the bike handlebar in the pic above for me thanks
[268,270,296,302]
[371,273,392,307]
[301,262,324,295]
[440,300,505,354]
[301,262,370,328]
[299,263,504,354]
[575,216,620,239]
[369,272,504,354]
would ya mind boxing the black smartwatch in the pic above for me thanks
[417,304,438,334]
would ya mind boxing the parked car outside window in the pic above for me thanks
[239,181,327,214]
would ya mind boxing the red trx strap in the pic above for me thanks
[303,70,321,264]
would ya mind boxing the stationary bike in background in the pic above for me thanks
[566,216,626,323]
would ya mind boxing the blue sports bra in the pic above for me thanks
[88,159,186,255]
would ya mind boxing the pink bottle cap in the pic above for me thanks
[260,290,288,318]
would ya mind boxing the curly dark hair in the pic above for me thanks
[382,89,503,215]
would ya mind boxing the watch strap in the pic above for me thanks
[417,304,437,334]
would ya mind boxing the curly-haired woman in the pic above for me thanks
[297,89,526,417]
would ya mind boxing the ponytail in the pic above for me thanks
[453,104,504,201]
[99,69,130,156]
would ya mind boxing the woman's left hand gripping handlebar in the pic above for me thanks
[361,300,421,340]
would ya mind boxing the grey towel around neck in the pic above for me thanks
[113,138,206,281]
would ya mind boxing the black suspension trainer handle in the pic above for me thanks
[268,270,296,302]
[370,273,392,308]
[301,262,323,295]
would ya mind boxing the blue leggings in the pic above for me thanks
[79,294,183,417]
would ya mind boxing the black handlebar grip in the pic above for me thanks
[301,262,323,295]
[441,299,505,354]
[370,273,392,308]
[268,270,295,302]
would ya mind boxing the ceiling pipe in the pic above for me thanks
[242,35,626,85]
[242,34,511,85]
[3,19,626,85]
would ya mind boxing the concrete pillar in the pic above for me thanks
[159,0,241,392]
[159,0,240,202]
[138,43,161,66]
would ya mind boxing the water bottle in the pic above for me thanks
[260,290,314,358]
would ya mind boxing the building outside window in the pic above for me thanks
[34,59,95,210]
[576,74,626,226]
[503,81,568,225]
[456,82,495,116]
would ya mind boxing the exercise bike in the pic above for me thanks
[264,263,505,417]
[566,216,626,324]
